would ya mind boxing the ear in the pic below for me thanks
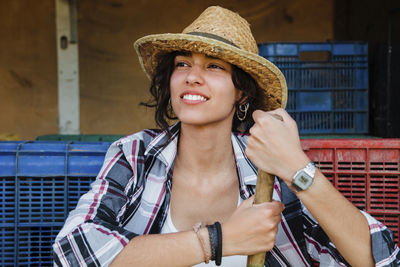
[235,90,247,104]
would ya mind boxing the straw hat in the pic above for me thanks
[134,6,287,110]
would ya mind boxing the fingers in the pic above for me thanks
[247,107,304,179]
[238,195,283,212]
[246,200,284,223]
[252,200,284,216]
[238,195,255,209]
[247,201,283,252]
[252,108,293,125]
[223,199,284,255]
[237,196,284,218]
[268,108,292,120]
[252,110,278,125]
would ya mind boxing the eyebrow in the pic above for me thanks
[175,51,192,57]
[175,51,222,61]
[205,54,221,60]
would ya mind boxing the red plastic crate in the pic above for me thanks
[301,138,400,246]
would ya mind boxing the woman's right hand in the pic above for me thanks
[221,195,284,256]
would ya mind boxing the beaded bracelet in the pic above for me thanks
[193,222,210,263]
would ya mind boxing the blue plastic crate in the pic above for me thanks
[18,177,66,225]
[0,141,112,266]
[258,42,369,134]
[0,177,15,226]
[18,226,61,266]
[0,228,15,266]
[68,177,96,211]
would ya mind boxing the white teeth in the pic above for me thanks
[183,94,207,101]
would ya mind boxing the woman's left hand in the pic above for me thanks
[245,108,310,183]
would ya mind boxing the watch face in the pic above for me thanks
[298,175,310,186]
[293,170,313,191]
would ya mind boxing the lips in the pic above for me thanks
[180,91,209,103]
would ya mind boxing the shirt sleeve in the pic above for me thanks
[302,205,400,266]
[360,210,400,267]
[53,141,139,266]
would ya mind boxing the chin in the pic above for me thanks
[179,117,211,126]
[176,109,235,128]
[179,116,233,129]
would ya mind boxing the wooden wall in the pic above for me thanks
[0,1,57,140]
[0,0,333,140]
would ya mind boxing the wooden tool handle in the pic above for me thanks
[246,170,275,267]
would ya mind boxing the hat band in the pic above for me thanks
[187,32,239,48]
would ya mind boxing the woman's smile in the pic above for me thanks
[180,90,209,104]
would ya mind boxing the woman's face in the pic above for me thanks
[170,52,240,128]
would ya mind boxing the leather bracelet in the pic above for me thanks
[214,222,222,266]
[206,224,217,261]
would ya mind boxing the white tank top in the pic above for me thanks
[160,195,248,267]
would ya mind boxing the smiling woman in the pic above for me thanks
[53,6,399,267]
[141,50,267,138]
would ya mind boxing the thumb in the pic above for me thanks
[238,195,255,209]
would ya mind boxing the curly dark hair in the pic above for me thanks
[140,51,267,137]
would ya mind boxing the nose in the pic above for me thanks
[186,65,204,86]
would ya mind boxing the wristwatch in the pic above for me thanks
[292,162,317,191]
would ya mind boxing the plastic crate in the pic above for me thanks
[0,228,15,266]
[259,42,369,134]
[302,138,400,245]
[1,139,399,265]
[68,177,97,211]
[0,141,111,266]
[18,226,61,266]
[36,134,124,142]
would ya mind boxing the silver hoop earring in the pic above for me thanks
[236,103,249,121]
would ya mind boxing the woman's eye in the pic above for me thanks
[208,64,224,70]
[175,61,187,68]
[175,61,189,68]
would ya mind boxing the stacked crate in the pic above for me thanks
[260,42,399,265]
[302,138,400,244]
[259,42,369,135]
[0,139,399,265]
[0,141,107,266]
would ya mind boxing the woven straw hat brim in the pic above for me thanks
[134,33,287,111]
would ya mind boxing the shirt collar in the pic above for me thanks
[144,123,258,187]
[144,122,180,168]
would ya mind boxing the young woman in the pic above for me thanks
[53,6,399,267]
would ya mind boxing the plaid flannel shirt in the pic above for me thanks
[53,123,400,266]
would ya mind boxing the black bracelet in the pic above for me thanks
[206,224,217,261]
[214,222,222,266]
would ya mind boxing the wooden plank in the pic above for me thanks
[55,0,80,134]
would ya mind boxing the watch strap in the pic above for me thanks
[303,161,316,177]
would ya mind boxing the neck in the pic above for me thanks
[175,121,235,176]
